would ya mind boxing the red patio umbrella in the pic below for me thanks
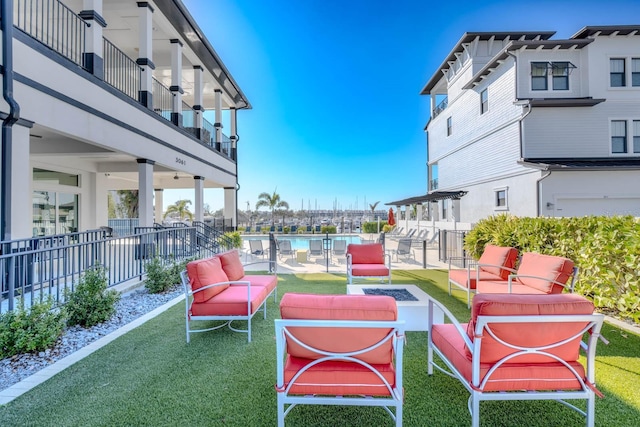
[388,208,396,226]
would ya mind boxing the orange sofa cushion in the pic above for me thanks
[279,293,397,365]
[351,264,390,277]
[432,323,586,392]
[217,250,245,281]
[347,243,385,264]
[449,269,503,290]
[190,284,269,316]
[514,253,574,293]
[477,280,548,294]
[466,294,595,364]
[186,257,229,303]
[284,355,395,396]
[243,274,277,294]
[478,245,518,279]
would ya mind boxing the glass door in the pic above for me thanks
[32,191,79,236]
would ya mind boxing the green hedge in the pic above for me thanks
[465,214,640,323]
[362,221,388,233]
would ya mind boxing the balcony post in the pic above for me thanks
[137,159,155,227]
[170,39,184,127]
[214,89,223,151]
[230,107,237,160]
[430,94,436,116]
[154,188,163,224]
[194,176,204,223]
[137,2,155,109]
[79,0,106,79]
[193,65,204,139]
[224,187,237,230]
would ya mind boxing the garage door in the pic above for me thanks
[554,198,640,217]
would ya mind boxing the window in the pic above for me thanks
[446,116,452,136]
[480,89,488,114]
[611,120,627,153]
[634,121,640,153]
[552,62,570,90]
[632,58,640,87]
[610,58,626,87]
[531,62,548,90]
[496,190,506,207]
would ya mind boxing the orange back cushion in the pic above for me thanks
[347,243,384,264]
[466,293,594,364]
[218,250,245,281]
[478,245,518,279]
[279,293,397,364]
[515,253,574,293]
[186,257,229,303]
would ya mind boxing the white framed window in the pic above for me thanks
[634,120,640,153]
[480,89,488,114]
[494,187,508,211]
[611,120,627,153]
[632,58,640,87]
[610,58,626,87]
[446,116,452,136]
[531,62,548,90]
[552,62,570,90]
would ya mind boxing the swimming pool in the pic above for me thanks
[243,235,362,250]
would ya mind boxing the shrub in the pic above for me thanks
[465,214,640,323]
[145,256,190,294]
[320,225,337,234]
[382,224,394,233]
[297,227,306,234]
[223,231,242,248]
[362,221,388,233]
[283,226,290,234]
[0,298,66,358]
[65,265,120,327]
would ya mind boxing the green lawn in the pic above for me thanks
[1,270,639,426]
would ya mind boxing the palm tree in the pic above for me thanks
[164,199,194,222]
[369,201,380,219]
[256,190,289,226]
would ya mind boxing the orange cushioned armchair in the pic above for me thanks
[275,293,405,426]
[426,293,604,427]
[346,243,392,284]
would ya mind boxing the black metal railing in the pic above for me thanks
[429,178,439,191]
[152,77,173,121]
[433,96,448,118]
[14,0,88,66]
[438,229,467,266]
[107,218,140,237]
[103,37,141,100]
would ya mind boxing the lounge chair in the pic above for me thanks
[427,293,604,427]
[308,239,324,259]
[331,239,347,261]
[395,238,415,262]
[248,239,269,260]
[276,293,405,426]
[278,240,295,260]
[290,225,297,234]
[244,226,252,234]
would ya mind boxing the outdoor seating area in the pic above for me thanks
[346,242,392,284]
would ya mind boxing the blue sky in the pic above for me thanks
[167,0,640,213]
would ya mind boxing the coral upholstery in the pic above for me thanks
[346,243,391,284]
[276,293,405,426]
[477,252,576,295]
[448,245,518,308]
[181,250,277,343]
[427,293,604,427]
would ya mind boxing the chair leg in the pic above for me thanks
[471,393,480,427]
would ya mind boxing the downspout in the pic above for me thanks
[536,169,552,217]
[1,0,20,242]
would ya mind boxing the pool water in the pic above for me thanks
[243,235,361,250]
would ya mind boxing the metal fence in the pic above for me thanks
[438,229,467,267]
[0,227,222,314]
[14,0,88,66]
[103,37,141,100]
[152,77,173,121]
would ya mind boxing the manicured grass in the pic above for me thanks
[1,270,639,426]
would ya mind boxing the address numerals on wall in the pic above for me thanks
[175,157,186,165]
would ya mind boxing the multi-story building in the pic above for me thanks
[1,0,249,240]
[421,25,640,223]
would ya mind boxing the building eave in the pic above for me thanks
[519,98,606,107]
[386,191,468,206]
[571,25,640,39]
[520,158,640,171]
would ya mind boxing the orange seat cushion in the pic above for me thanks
[217,250,245,281]
[449,269,503,290]
[243,274,277,294]
[351,264,390,277]
[347,243,385,264]
[431,323,586,392]
[466,293,595,364]
[477,280,550,294]
[514,253,574,293]
[478,245,519,279]
[284,355,395,396]
[186,257,229,303]
[190,284,269,316]
[279,293,397,365]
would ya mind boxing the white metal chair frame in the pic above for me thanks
[275,319,405,427]
[448,259,517,308]
[426,298,604,427]
[346,252,392,284]
[180,261,277,343]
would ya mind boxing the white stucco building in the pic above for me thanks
[0,0,249,240]
[420,25,640,223]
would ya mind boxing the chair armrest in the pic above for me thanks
[507,274,573,293]
[427,297,473,352]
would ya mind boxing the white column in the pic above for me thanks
[416,204,424,228]
[230,107,237,160]
[170,39,183,126]
[224,187,237,229]
[137,2,154,108]
[404,205,409,231]
[194,177,204,223]
[193,66,204,136]
[94,172,109,228]
[6,124,31,239]
[430,94,436,116]
[214,89,223,150]
[79,0,105,79]
[137,159,154,227]
[452,199,461,223]
[154,188,163,224]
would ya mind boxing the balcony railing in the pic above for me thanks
[103,38,141,101]
[432,97,448,118]
[152,77,173,121]
[429,178,438,191]
[14,0,87,66]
